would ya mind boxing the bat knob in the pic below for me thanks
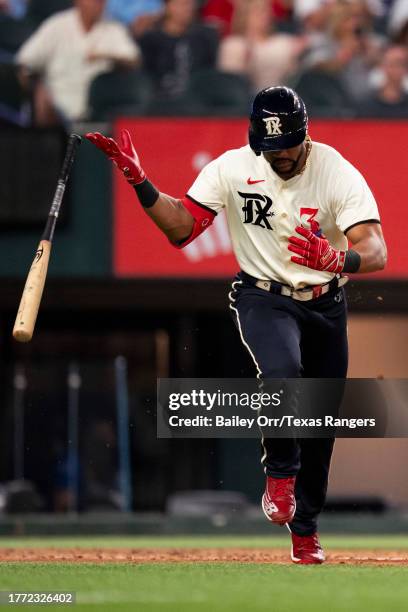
[13,328,33,343]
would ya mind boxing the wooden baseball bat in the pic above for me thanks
[13,134,82,343]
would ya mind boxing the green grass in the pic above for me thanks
[0,563,408,612]
[0,534,408,549]
[0,536,407,611]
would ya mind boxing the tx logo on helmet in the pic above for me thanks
[263,116,282,136]
[238,192,275,230]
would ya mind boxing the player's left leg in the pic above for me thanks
[288,286,348,549]
[288,438,335,536]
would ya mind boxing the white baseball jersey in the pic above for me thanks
[16,9,140,120]
[187,141,380,289]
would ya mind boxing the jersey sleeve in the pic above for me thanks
[187,156,227,214]
[333,159,381,234]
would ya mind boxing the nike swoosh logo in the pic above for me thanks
[247,178,265,185]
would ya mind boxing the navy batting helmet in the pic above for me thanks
[249,86,308,154]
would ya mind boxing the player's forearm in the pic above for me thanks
[84,129,199,246]
[141,192,195,244]
[348,235,387,273]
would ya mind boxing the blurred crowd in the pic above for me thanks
[0,0,407,125]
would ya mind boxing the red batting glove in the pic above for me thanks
[85,129,146,185]
[288,225,346,273]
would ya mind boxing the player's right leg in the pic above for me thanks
[229,272,302,524]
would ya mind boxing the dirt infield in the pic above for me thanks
[0,548,407,565]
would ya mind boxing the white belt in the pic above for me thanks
[255,275,349,301]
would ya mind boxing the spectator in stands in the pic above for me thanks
[138,0,219,99]
[394,24,408,47]
[293,0,334,39]
[388,0,408,48]
[272,0,294,23]
[218,0,304,92]
[201,0,294,37]
[16,0,140,124]
[200,0,235,37]
[388,0,408,40]
[294,0,387,28]
[302,0,384,102]
[105,0,164,38]
[357,44,408,117]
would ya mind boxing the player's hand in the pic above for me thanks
[288,226,346,273]
[85,129,146,185]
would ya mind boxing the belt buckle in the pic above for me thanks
[312,285,323,299]
[281,286,293,298]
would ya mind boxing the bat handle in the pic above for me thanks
[59,134,82,184]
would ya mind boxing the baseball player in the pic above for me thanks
[86,86,387,564]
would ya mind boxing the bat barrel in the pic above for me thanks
[12,240,51,343]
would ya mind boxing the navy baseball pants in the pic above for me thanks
[229,270,348,536]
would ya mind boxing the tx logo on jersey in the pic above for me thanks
[238,191,274,230]
[263,116,282,136]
